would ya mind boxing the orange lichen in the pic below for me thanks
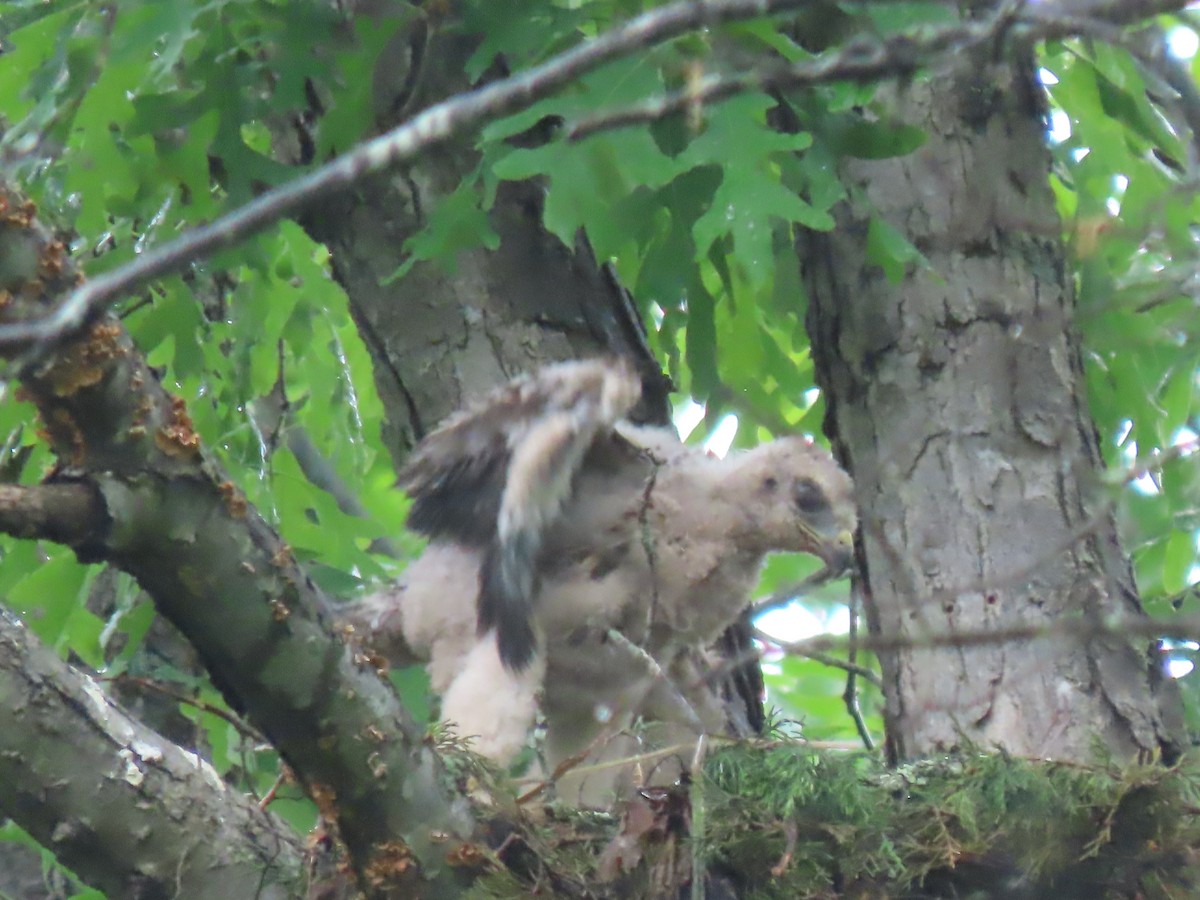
[364,841,417,888]
[155,396,201,459]
[40,321,126,398]
[40,408,86,465]
[352,647,390,677]
[366,751,387,779]
[219,480,247,518]
[363,648,390,677]
[129,391,155,434]
[1,197,36,227]
[38,239,67,280]
[308,781,339,822]
[271,543,295,568]
[366,649,389,678]
[269,597,291,622]
[445,842,487,868]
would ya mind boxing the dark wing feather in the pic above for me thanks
[403,451,506,545]
[713,611,766,736]
[400,359,642,670]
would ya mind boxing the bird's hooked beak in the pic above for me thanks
[819,529,855,574]
[792,517,855,574]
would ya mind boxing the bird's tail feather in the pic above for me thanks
[478,536,539,670]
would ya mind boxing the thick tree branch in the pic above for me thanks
[0,609,304,899]
[0,481,104,545]
[0,185,477,896]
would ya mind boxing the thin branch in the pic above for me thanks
[570,17,1009,140]
[0,182,471,894]
[0,0,820,362]
[749,562,849,619]
[842,581,876,750]
[103,674,270,746]
[753,626,883,688]
[607,628,705,732]
[570,0,1188,141]
[776,607,1200,659]
[1123,24,1200,169]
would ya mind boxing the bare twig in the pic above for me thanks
[515,725,628,804]
[1122,25,1200,169]
[770,820,799,877]
[776,609,1200,658]
[571,20,1003,140]
[105,674,270,746]
[257,768,290,811]
[752,625,883,688]
[607,628,706,733]
[843,580,878,750]
[749,562,850,619]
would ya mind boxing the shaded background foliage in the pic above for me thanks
[1,0,1199,893]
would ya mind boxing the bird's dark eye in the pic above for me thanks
[793,478,828,514]
[763,476,779,492]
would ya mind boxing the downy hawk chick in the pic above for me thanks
[360,359,855,796]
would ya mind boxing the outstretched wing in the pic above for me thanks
[399,358,642,670]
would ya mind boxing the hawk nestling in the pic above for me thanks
[357,359,856,802]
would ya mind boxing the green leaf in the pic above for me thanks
[826,119,927,160]
[391,665,433,726]
[463,0,590,81]
[1162,531,1195,597]
[866,216,924,283]
[392,181,501,280]
[679,95,827,289]
[7,552,92,653]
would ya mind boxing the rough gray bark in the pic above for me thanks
[0,610,304,900]
[803,60,1183,762]
[301,22,670,451]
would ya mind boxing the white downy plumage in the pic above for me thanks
[354,359,856,805]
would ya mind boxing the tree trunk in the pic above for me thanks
[302,23,669,451]
[803,59,1183,762]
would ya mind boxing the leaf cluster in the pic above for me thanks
[1042,34,1200,638]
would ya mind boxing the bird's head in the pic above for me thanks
[730,436,856,570]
